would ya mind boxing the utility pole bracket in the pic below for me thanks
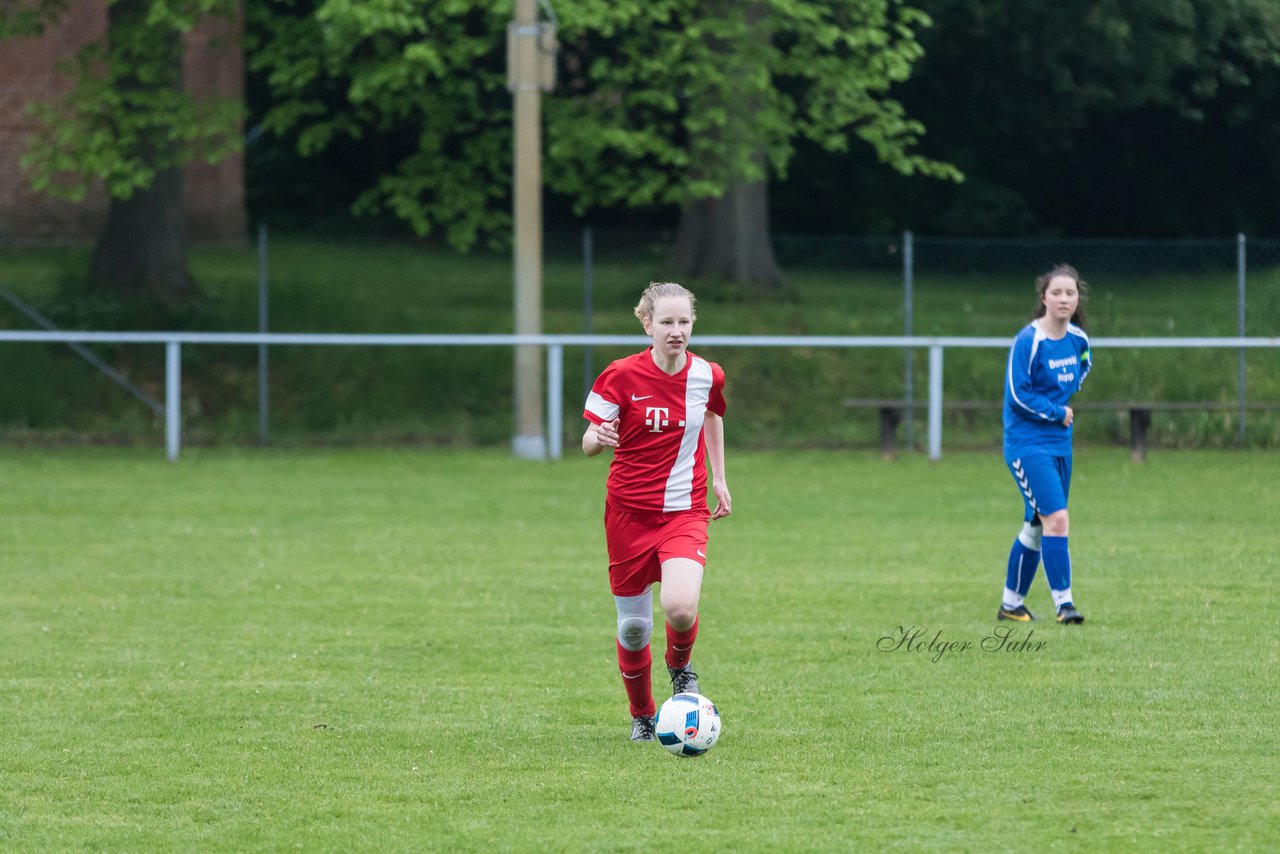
[507,22,557,92]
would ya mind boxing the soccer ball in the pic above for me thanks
[655,692,721,756]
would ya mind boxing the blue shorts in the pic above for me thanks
[1006,452,1072,521]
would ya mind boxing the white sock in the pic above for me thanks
[1002,588,1024,609]
[1051,588,1074,609]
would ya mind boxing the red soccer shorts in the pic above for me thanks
[604,503,710,597]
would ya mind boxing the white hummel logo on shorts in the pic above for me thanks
[631,394,653,401]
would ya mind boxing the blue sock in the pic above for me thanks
[1042,535,1072,605]
[1005,539,1040,598]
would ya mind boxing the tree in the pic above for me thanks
[246,1,512,250]
[551,0,960,286]
[247,0,959,285]
[11,0,242,312]
[853,0,1280,236]
[0,0,71,36]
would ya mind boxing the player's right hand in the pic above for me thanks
[1062,406,1074,427]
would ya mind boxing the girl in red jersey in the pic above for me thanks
[582,282,731,742]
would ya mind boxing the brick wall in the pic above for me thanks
[0,0,246,246]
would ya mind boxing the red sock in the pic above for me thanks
[665,615,699,669]
[616,641,654,718]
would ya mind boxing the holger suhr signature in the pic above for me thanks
[877,625,1047,663]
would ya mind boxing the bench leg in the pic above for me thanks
[880,407,903,461]
[1130,408,1151,464]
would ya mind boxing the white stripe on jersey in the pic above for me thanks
[585,390,619,422]
[662,356,712,512]
[1007,322,1054,420]
[1067,322,1091,387]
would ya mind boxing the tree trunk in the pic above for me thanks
[85,0,198,312]
[669,2,782,289]
[87,166,198,308]
[670,166,783,288]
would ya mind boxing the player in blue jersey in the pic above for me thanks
[998,264,1091,625]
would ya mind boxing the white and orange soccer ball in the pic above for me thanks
[655,692,721,756]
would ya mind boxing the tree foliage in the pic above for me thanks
[832,0,1280,236]
[0,0,70,37]
[247,0,958,249]
[15,0,243,204]
[546,0,959,213]
[246,1,512,248]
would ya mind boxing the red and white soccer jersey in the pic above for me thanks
[583,348,727,514]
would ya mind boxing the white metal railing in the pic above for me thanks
[2,330,1277,461]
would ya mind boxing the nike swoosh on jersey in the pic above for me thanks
[631,394,653,401]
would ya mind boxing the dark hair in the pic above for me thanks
[1032,263,1088,329]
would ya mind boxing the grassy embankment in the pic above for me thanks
[2,237,1277,448]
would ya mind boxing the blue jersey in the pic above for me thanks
[1003,320,1092,457]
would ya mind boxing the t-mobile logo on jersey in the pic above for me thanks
[645,406,687,432]
[645,406,670,432]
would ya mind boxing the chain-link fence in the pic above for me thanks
[768,232,1280,333]
[2,230,1278,450]
[573,229,1280,450]
[576,230,1280,333]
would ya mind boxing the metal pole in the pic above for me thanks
[1237,233,1246,445]
[583,225,594,404]
[903,230,914,451]
[510,0,546,459]
[166,341,181,462]
[927,343,942,461]
[0,285,162,415]
[548,343,563,459]
[258,223,269,444]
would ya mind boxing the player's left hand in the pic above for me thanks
[711,482,732,520]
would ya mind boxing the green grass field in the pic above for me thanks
[3,447,1277,850]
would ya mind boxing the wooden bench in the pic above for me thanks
[844,398,1280,462]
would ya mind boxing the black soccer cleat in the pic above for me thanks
[997,604,1037,622]
[667,663,699,696]
[630,715,656,742]
[1055,604,1085,625]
